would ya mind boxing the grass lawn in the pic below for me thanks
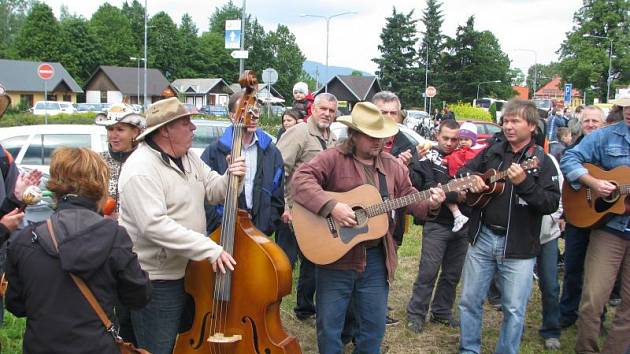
[0,224,615,353]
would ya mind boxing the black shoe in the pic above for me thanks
[430,315,459,328]
[608,297,621,307]
[559,318,575,329]
[386,314,400,326]
[406,319,424,334]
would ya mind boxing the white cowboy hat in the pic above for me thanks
[337,101,399,138]
[94,103,146,130]
[136,97,190,141]
[610,96,630,107]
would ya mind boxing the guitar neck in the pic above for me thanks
[620,184,630,195]
[365,179,465,218]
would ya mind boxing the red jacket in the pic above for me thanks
[444,146,484,177]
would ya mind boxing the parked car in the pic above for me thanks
[459,120,502,143]
[330,122,435,150]
[31,101,77,115]
[75,103,104,112]
[190,119,276,156]
[183,103,199,114]
[199,105,228,117]
[0,125,107,173]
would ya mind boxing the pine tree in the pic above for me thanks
[14,3,60,61]
[373,7,422,108]
[89,3,136,67]
[419,0,445,107]
[178,13,204,79]
[148,11,182,80]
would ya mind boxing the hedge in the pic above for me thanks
[449,103,493,122]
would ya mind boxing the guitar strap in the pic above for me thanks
[377,172,394,222]
[317,137,327,151]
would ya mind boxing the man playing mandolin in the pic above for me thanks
[457,98,560,354]
[560,96,630,354]
[291,102,446,354]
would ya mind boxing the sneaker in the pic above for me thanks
[544,338,561,350]
[406,319,424,334]
[386,314,400,326]
[430,315,459,328]
[452,214,469,232]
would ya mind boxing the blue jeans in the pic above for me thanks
[559,224,590,324]
[294,252,317,319]
[537,238,561,339]
[316,247,388,354]
[459,226,535,354]
[131,279,186,354]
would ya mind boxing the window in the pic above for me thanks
[0,135,29,159]
[20,95,34,108]
[46,94,57,101]
[22,134,91,165]
[100,91,107,103]
[192,125,226,149]
[63,94,72,102]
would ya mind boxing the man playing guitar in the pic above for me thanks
[457,99,560,354]
[560,97,630,354]
[291,102,446,354]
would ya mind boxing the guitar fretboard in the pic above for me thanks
[364,178,470,218]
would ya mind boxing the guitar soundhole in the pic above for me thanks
[353,208,368,227]
[594,197,617,213]
[602,183,620,203]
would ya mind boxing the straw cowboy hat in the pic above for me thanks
[94,103,146,130]
[337,101,399,138]
[136,97,190,141]
[0,83,10,118]
[610,96,630,107]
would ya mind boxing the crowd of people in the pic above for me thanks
[0,80,628,354]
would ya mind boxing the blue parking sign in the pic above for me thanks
[225,19,241,49]
[564,83,572,104]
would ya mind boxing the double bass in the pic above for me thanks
[174,71,301,354]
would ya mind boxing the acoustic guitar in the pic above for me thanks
[562,163,630,228]
[292,175,475,265]
[465,157,539,207]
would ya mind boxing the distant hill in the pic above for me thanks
[302,60,372,86]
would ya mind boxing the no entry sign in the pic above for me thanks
[37,63,55,80]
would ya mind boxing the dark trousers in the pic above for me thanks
[294,252,317,319]
[275,222,298,268]
[406,222,468,322]
[559,224,590,324]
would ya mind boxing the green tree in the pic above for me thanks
[419,0,445,100]
[350,70,363,77]
[198,31,237,80]
[509,67,526,86]
[297,70,317,92]
[526,62,561,97]
[178,13,205,78]
[148,11,182,80]
[58,15,99,85]
[208,0,244,34]
[13,2,60,61]
[266,24,306,101]
[558,0,629,102]
[89,3,136,67]
[373,8,422,108]
[0,0,31,58]
[439,16,512,103]
[121,0,145,51]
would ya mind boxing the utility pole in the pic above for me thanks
[239,0,247,75]
[424,42,429,112]
[143,0,148,108]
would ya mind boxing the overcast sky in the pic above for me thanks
[46,0,583,76]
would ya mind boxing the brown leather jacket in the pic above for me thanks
[292,146,432,282]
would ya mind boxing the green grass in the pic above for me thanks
[1,224,615,353]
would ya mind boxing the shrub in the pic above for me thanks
[0,112,97,127]
[449,102,492,122]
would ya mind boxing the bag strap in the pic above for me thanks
[46,219,115,334]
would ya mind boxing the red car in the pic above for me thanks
[459,120,502,143]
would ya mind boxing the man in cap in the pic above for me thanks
[277,92,338,323]
[0,84,42,325]
[560,96,630,354]
[291,102,446,353]
[118,97,246,354]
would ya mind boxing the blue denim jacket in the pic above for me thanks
[560,121,630,233]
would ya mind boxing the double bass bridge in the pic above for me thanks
[208,332,242,343]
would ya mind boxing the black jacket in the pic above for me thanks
[413,147,470,226]
[6,196,151,354]
[390,131,420,246]
[457,139,560,258]
[201,127,285,236]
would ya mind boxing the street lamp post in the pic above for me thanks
[130,57,145,104]
[583,34,613,102]
[476,80,501,101]
[143,0,148,108]
[300,11,357,92]
[424,42,429,112]
[514,48,538,99]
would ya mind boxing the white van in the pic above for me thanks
[0,125,107,173]
[32,101,77,116]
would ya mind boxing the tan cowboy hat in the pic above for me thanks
[610,96,630,107]
[337,101,399,138]
[0,83,10,118]
[136,97,190,141]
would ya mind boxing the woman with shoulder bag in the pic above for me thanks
[5,147,151,354]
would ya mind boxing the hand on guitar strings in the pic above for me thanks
[226,155,247,179]
[428,187,446,209]
[506,163,527,185]
[589,178,617,198]
[331,202,357,228]
[211,250,237,274]
[468,175,489,194]
[397,149,413,166]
